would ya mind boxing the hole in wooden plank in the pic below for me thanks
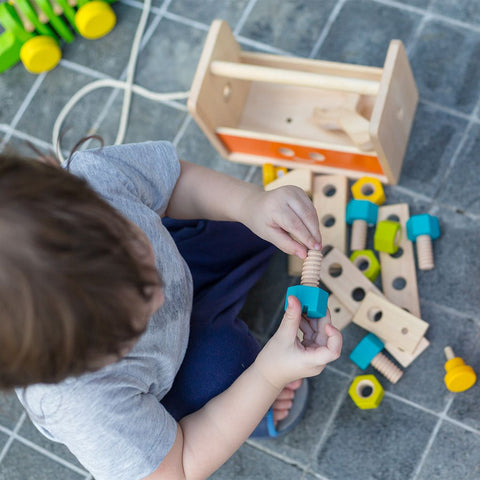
[401,327,408,335]
[328,263,343,278]
[322,215,336,228]
[286,117,293,123]
[392,277,407,290]
[308,152,325,161]
[278,147,295,157]
[352,287,365,302]
[223,83,232,101]
[323,184,336,197]
[367,307,382,322]
[387,214,400,222]
[390,247,404,259]
[334,307,341,313]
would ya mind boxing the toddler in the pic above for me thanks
[0,141,342,480]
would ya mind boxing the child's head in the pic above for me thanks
[0,152,163,389]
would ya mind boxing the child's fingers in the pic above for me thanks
[279,296,303,338]
[273,228,308,259]
[325,323,343,356]
[287,196,322,250]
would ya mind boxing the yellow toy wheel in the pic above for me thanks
[19,35,61,74]
[75,1,116,40]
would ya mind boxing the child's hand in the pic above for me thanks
[254,296,342,390]
[241,186,321,259]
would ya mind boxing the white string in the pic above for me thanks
[52,0,190,163]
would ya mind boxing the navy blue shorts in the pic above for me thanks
[161,218,275,420]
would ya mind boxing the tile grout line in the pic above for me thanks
[172,115,192,147]
[232,0,258,35]
[0,73,46,151]
[58,59,111,80]
[410,396,454,479]
[0,413,26,464]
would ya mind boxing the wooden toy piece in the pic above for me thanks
[312,107,373,152]
[385,337,430,368]
[12,0,56,37]
[53,0,78,29]
[320,246,382,314]
[188,20,419,184]
[352,291,428,354]
[348,374,384,409]
[20,35,61,73]
[444,347,477,392]
[350,250,380,282]
[10,1,35,32]
[285,250,329,318]
[264,168,313,197]
[374,220,401,254]
[328,294,352,331]
[346,199,379,251]
[262,163,287,187]
[350,333,403,384]
[406,214,441,271]
[74,0,116,40]
[35,0,74,42]
[377,203,420,317]
[351,176,385,205]
[30,0,49,23]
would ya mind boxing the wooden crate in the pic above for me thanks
[188,20,418,184]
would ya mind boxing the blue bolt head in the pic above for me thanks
[346,199,379,225]
[349,333,384,370]
[285,285,329,318]
[406,214,440,241]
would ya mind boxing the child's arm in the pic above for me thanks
[145,296,342,480]
[165,160,321,259]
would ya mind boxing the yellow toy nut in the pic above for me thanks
[350,249,380,282]
[262,163,287,187]
[374,220,401,254]
[75,1,116,40]
[351,176,386,206]
[444,347,477,392]
[348,374,384,409]
[19,35,61,74]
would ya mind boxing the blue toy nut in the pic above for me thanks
[346,199,379,226]
[349,333,384,370]
[285,285,329,318]
[406,214,441,241]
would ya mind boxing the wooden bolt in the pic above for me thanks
[370,352,403,384]
[300,249,323,287]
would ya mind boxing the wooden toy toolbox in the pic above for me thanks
[188,20,418,184]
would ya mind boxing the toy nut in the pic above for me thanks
[406,214,440,241]
[285,285,329,318]
[444,347,476,392]
[350,250,380,282]
[346,199,379,225]
[348,374,384,409]
[350,333,384,370]
[19,35,61,74]
[374,220,401,254]
[75,1,116,40]
[351,177,386,206]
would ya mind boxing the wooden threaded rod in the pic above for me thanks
[300,250,323,287]
[351,219,368,251]
[371,353,403,384]
[416,234,434,270]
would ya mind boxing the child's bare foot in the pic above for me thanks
[272,379,303,425]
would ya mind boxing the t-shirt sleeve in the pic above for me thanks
[22,374,178,480]
[68,141,180,215]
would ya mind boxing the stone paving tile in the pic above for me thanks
[239,0,337,57]
[316,0,422,66]
[0,393,25,431]
[135,18,207,93]
[312,395,438,480]
[409,18,480,115]
[61,2,144,78]
[167,0,250,28]
[210,443,305,480]
[18,417,84,470]
[250,369,350,467]
[436,122,480,216]
[402,0,431,8]
[0,432,8,452]
[15,65,113,153]
[398,103,468,200]
[0,441,85,480]
[416,421,480,480]
[430,0,480,27]
[0,63,37,125]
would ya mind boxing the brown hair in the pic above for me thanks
[0,151,162,389]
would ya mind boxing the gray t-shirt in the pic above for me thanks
[16,141,193,480]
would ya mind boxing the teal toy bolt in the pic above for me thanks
[406,214,440,271]
[346,199,379,251]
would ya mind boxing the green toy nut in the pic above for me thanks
[346,199,379,225]
[374,220,401,254]
[406,214,440,241]
[350,250,380,282]
[348,374,384,409]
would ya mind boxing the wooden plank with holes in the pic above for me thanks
[377,203,420,317]
[319,247,382,314]
[264,168,313,196]
[353,291,428,354]
[329,294,352,331]
[385,337,430,368]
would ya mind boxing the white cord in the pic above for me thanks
[52,0,190,163]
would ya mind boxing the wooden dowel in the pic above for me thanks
[11,2,35,32]
[210,60,380,96]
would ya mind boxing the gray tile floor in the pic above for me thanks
[1,0,479,479]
